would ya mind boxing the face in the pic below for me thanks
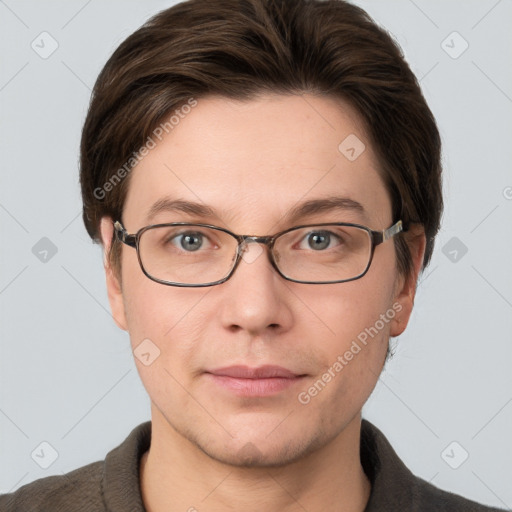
[101,94,423,467]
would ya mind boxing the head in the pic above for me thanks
[80,0,442,466]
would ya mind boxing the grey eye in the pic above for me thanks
[307,231,331,250]
[177,232,203,251]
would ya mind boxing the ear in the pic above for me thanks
[99,216,128,331]
[390,224,426,337]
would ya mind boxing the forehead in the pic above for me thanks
[123,94,392,230]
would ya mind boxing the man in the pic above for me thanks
[1,0,504,510]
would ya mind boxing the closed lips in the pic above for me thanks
[206,365,303,379]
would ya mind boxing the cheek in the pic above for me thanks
[305,269,395,350]
[296,264,397,404]
[121,269,210,381]
[122,284,216,421]
[292,303,390,435]
[121,248,199,343]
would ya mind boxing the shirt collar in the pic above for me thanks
[360,419,416,510]
[102,421,151,512]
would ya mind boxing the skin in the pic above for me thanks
[99,93,425,512]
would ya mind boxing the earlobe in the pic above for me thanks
[390,225,426,337]
[99,217,128,331]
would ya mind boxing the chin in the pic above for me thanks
[189,423,329,469]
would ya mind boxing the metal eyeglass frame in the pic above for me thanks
[113,219,404,287]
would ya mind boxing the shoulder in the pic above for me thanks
[0,421,151,512]
[361,419,506,512]
[410,474,505,512]
[0,460,105,512]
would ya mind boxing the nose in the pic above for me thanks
[218,241,293,335]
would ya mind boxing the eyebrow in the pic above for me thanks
[145,198,216,223]
[144,196,366,225]
[284,196,366,224]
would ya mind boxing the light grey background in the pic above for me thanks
[1,0,511,508]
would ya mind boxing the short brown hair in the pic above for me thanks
[80,0,442,280]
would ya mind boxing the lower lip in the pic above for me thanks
[205,374,305,397]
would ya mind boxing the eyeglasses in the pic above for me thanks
[113,219,403,287]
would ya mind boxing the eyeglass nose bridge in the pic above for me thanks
[236,235,276,259]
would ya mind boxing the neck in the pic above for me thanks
[140,406,371,512]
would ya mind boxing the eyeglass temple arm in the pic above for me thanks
[372,220,403,245]
[113,221,137,247]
